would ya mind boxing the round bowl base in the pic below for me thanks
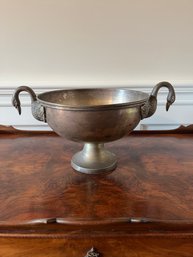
[71,143,117,174]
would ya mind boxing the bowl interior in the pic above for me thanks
[38,88,149,108]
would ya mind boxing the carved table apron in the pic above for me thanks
[1,126,193,256]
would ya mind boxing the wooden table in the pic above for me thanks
[1,126,193,256]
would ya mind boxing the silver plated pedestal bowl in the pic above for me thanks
[12,81,175,174]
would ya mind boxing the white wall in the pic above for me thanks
[0,0,193,130]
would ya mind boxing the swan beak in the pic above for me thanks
[17,105,22,115]
[166,101,171,111]
[12,98,22,115]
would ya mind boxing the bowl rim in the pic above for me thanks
[37,88,149,110]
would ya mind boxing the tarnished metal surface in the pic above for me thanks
[12,86,46,122]
[140,81,176,119]
[71,143,117,174]
[12,82,175,174]
[37,88,149,110]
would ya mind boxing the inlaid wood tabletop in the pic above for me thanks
[0,125,193,236]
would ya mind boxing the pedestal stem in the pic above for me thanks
[71,143,117,174]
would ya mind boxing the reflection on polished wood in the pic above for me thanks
[0,125,193,256]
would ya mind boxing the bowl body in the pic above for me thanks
[37,88,149,143]
[45,106,140,143]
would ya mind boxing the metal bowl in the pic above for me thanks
[12,82,175,174]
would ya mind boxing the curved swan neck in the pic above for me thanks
[151,81,175,111]
[13,86,46,122]
[151,81,175,99]
[15,86,37,102]
[12,86,38,115]
[140,81,175,119]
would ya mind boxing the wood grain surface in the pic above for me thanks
[1,237,193,257]
[0,126,193,228]
[1,126,193,256]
